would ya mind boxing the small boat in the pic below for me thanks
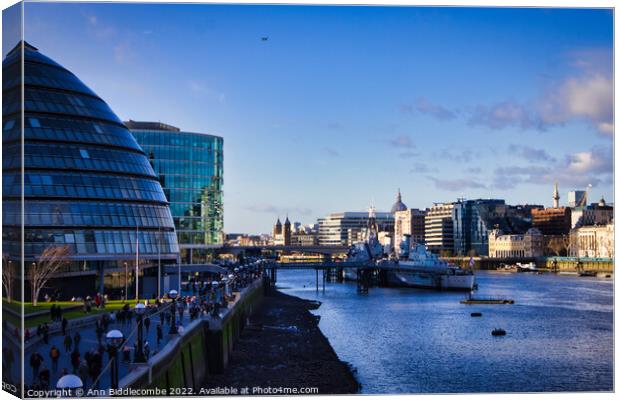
[461,297,514,304]
[470,312,482,317]
[579,270,597,277]
[491,328,506,336]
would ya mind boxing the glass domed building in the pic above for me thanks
[2,42,179,299]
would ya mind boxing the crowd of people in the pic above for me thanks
[6,263,265,392]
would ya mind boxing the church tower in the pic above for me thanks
[273,217,282,238]
[283,216,292,246]
[553,182,560,208]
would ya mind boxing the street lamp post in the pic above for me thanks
[105,329,124,389]
[133,303,147,363]
[157,226,161,299]
[56,374,83,396]
[168,289,178,334]
[124,262,128,301]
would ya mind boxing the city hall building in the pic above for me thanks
[126,121,224,264]
[2,42,180,300]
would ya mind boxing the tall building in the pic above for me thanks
[568,190,587,208]
[425,203,455,255]
[553,182,560,208]
[128,121,224,264]
[570,197,614,228]
[318,211,394,246]
[394,208,426,254]
[452,199,532,256]
[3,43,179,298]
[531,208,572,235]
[488,228,544,258]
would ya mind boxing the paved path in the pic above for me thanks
[16,283,234,391]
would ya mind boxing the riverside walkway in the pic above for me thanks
[14,272,262,394]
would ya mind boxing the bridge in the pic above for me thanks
[219,245,350,256]
[263,260,391,294]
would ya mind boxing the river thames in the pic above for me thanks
[276,270,613,393]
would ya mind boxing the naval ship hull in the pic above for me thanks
[386,269,475,291]
[343,267,358,281]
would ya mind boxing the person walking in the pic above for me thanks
[144,342,150,360]
[95,323,104,346]
[78,360,89,386]
[156,323,163,346]
[38,365,50,389]
[61,317,68,336]
[29,352,43,378]
[42,323,49,345]
[50,305,56,322]
[73,331,81,351]
[63,334,72,352]
[70,349,80,374]
[49,346,60,373]
[144,316,151,335]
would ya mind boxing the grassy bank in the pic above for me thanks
[2,298,149,329]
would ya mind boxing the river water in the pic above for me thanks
[276,270,613,393]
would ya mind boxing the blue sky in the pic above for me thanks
[12,4,614,233]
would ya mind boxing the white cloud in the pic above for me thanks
[539,73,613,135]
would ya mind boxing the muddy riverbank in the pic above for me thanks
[201,289,360,395]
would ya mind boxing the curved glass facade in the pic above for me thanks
[2,43,179,272]
[128,121,223,264]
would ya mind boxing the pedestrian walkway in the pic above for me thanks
[21,301,208,391]
[8,263,264,392]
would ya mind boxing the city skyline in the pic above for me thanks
[10,4,614,233]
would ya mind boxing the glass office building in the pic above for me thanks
[2,42,179,299]
[127,121,224,264]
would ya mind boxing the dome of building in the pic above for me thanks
[599,196,606,207]
[3,42,179,272]
[390,189,408,213]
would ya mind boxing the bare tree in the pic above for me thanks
[28,245,71,306]
[2,254,16,303]
[547,236,565,257]
[560,235,572,256]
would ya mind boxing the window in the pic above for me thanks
[29,118,41,128]
[4,120,15,130]
[79,149,90,159]
[93,124,103,134]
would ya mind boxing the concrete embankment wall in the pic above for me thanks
[120,279,264,391]
[445,256,614,273]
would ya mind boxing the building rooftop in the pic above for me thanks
[124,120,181,132]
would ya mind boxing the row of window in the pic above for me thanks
[142,146,223,160]
[3,87,120,124]
[4,200,175,229]
[3,115,142,152]
[132,131,223,150]
[166,191,222,204]
[156,176,222,190]
[3,229,179,257]
[4,172,167,202]
[3,143,156,177]
[23,61,97,97]
[152,164,223,179]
